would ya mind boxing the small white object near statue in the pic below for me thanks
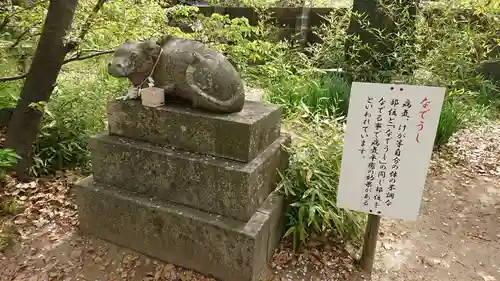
[140,87,165,107]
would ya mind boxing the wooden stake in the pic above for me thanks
[359,214,381,275]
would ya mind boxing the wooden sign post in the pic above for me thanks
[336,82,446,275]
[359,214,381,273]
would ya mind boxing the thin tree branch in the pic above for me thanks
[62,49,114,64]
[0,17,10,33]
[8,0,49,18]
[65,0,109,53]
[79,0,108,42]
[0,73,28,82]
[76,48,114,54]
[0,0,13,32]
[9,22,41,49]
[10,28,31,48]
[0,49,114,82]
[1,0,48,33]
[1,0,112,83]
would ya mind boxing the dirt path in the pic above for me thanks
[372,123,500,281]
[0,122,498,281]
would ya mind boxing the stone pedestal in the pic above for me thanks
[75,99,290,281]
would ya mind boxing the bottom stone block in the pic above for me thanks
[74,176,285,281]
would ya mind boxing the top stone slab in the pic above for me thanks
[107,100,282,162]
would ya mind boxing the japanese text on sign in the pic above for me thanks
[337,82,445,221]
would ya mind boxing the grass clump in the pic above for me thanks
[0,200,20,252]
[265,72,351,118]
[0,232,14,252]
[0,199,20,217]
[279,112,366,248]
[0,149,21,179]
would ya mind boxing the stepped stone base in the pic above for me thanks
[75,176,285,281]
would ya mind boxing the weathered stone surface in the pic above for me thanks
[75,176,285,281]
[257,192,286,261]
[90,132,290,222]
[107,99,282,162]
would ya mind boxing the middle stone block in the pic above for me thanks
[90,133,290,222]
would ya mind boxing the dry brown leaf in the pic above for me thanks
[179,271,194,281]
[154,265,164,281]
[162,264,176,280]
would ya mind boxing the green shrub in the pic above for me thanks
[0,148,21,179]
[164,5,285,72]
[30,58,128,175]
[434,88,492,146]
[264,0,500,248]
[264,72,351,118]
[0,0,171,175]
[434,99,465,147]
[279,113,366,248]
[71,0,168,50]
[301,0,499,146]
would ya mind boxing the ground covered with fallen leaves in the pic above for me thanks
[0,169,358,281]
[372,122,500,281]
[0,121,499,281]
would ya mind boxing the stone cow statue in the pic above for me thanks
[107,35,245,113]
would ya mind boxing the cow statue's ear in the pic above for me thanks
[140,40,161,58]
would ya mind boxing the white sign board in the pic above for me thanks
[337,82,445,221]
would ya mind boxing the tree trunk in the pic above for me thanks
[5,0,78,181]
